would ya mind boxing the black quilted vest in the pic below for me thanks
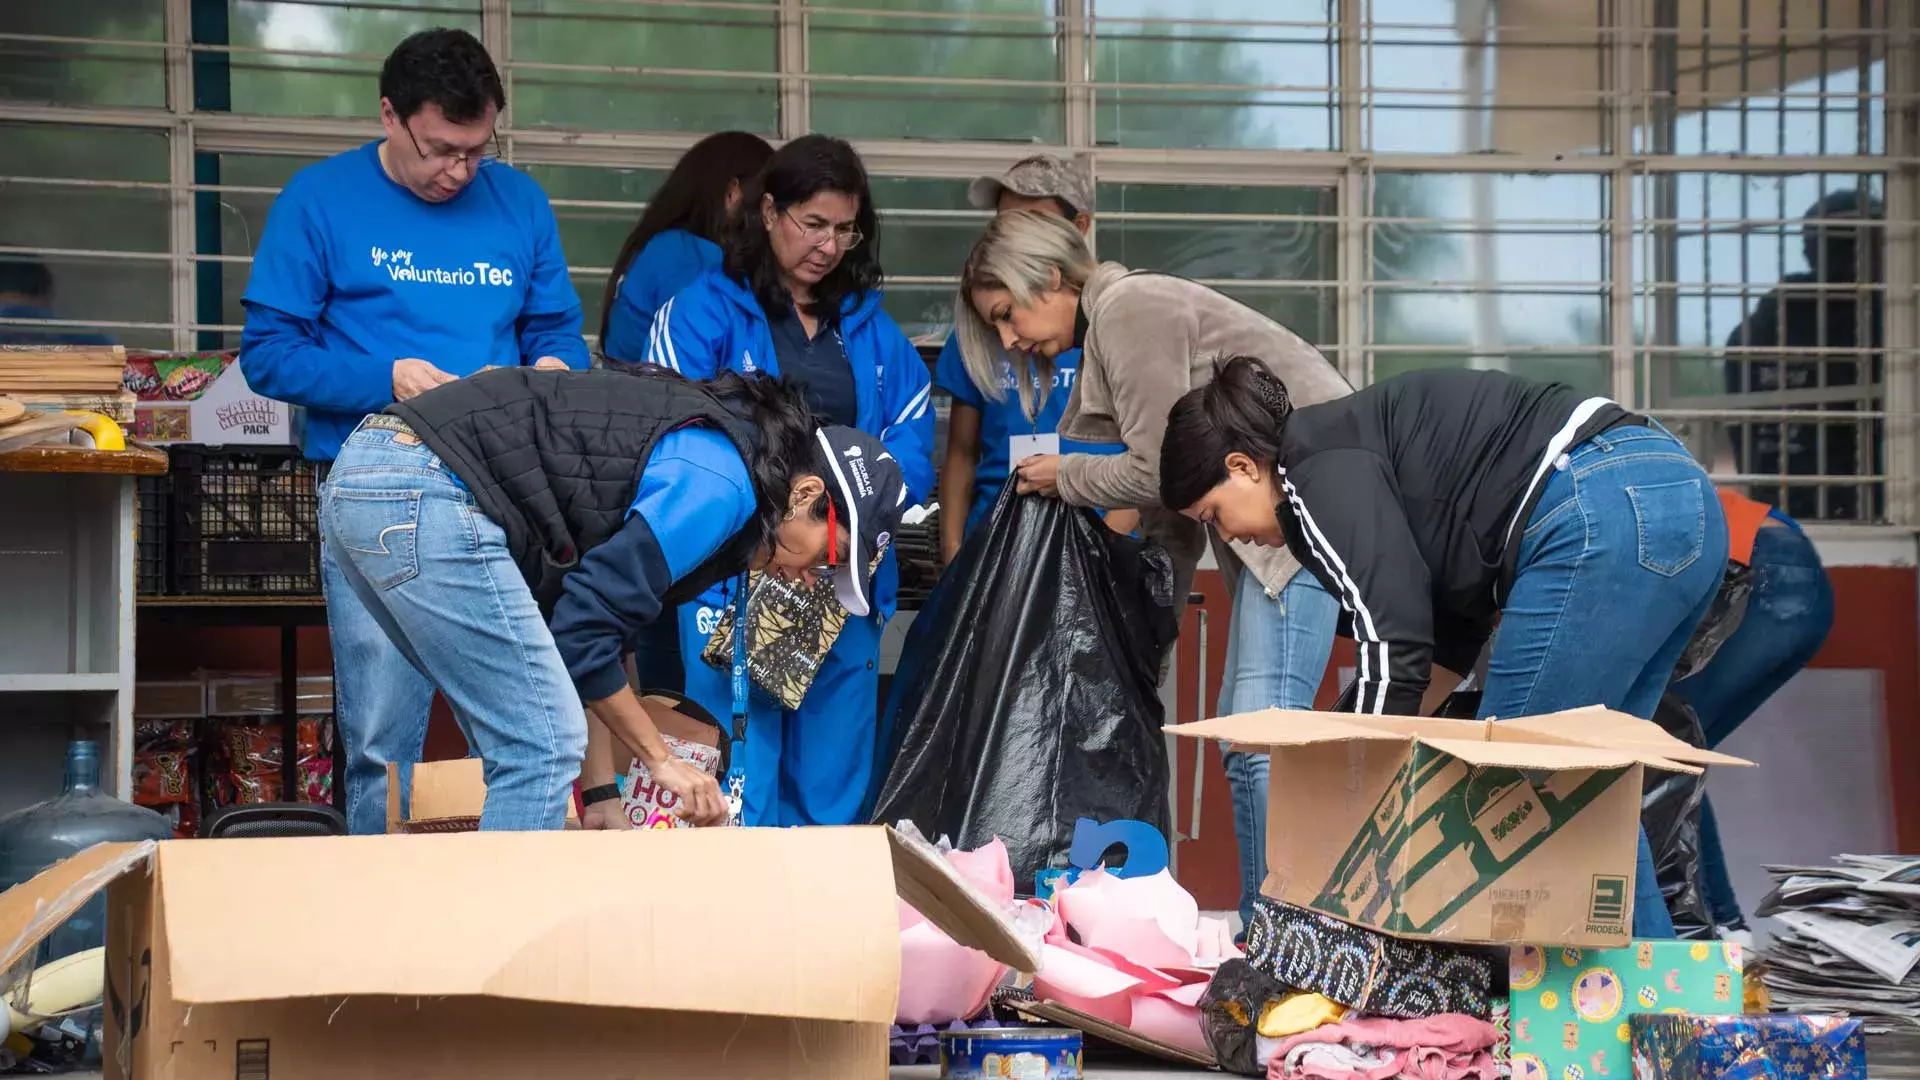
[388,367,766,613]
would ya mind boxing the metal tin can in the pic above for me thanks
[938,1027,1083,1079]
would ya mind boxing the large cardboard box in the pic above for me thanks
[0,828,1036,1079]
[1169,706,1749,946]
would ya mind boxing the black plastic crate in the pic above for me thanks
[893,512,942,611]
[168,447,322,595]
[137,472,171,595]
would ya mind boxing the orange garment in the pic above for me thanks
[1718,488,1773,567]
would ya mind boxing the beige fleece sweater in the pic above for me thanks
[1056,263,1355,608]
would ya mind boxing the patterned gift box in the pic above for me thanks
[1629,1013,1865,1079]
[1244,897,1495,1020]
[1508,940,1745,1080]
[1492,998,1512,1079]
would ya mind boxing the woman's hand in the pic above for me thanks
[651,757,728,826]
[1014,454,1063,497]
[580,798,630,830]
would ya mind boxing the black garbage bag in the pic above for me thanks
[1671,560,1755,682]
[870,488,1178,888]
[1642,691,1714,938]
[1201,960,1286,1076]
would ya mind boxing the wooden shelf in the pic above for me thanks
[0,673,122,693]
[0,440,167,477]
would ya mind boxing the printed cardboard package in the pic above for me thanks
[1507,940,1745,1080]
[1168,707,1750,945]
[619,734,723,829]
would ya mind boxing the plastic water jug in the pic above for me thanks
[0,741,173,966]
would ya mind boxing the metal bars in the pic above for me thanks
[0,1,1911,520]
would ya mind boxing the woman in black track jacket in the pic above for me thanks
[1158,356,1730,939]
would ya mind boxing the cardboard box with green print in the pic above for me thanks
[1168,706,1750,946]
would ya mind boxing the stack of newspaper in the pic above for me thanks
[1757,854,1920,1034]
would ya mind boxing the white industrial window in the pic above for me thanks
[0,0,1910,523]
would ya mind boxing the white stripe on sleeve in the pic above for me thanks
[893,383,931,427]
[648,297,681,373]
[1283,478,1392,715]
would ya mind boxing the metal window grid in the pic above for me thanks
[0,0,1911,522]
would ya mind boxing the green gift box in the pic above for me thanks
[1508,940,1746,1080]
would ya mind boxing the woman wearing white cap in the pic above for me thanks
[318,365,906,831]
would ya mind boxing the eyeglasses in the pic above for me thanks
[782,207,864,251]
[402,119,500,171]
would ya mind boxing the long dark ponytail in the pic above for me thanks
[1158,356,1295,512]
[598,131,773,345]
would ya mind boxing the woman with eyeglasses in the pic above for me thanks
[647,133,934,828]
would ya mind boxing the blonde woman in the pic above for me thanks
[952,209,1352,936]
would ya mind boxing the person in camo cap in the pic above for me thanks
[935,155,1135,566]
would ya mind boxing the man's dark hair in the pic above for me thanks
[722,134,882,328]
[379,28,505,124]
[0,260,53,301]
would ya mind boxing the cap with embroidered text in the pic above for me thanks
[813,425,906,617]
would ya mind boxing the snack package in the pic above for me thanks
[121,351,231,402]
[619,733,723,829]
[205,716,335,807]
[132,720,195,806]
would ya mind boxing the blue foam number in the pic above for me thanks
[1066,817,1168,878]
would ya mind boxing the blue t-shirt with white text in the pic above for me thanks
[240,141,586,459]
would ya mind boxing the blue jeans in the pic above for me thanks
[1218,566,1340,935]
[1477,424,1730,939]
[322,523,435,835]
[319,423,587,831]
[1669,518,1834,925]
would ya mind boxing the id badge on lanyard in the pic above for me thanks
[723,575,750,825]
[1010,432,1059,462]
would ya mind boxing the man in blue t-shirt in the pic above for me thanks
[239,28,589,835]
[935,155,1135,563]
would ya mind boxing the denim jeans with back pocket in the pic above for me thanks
[1477,423,1731,938]
[319,422,587,831]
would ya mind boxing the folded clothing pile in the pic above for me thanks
[1203,899,1502,1078]
[1027,865,1242,1056]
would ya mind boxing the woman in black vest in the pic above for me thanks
[319,366,906,832]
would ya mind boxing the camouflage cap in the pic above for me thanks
[967,154,1094,216]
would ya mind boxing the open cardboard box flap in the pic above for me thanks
[0,840,155,976]
[1168,704,1753,774]
[1171,704,1754,945]
[0,826,1037,1025]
